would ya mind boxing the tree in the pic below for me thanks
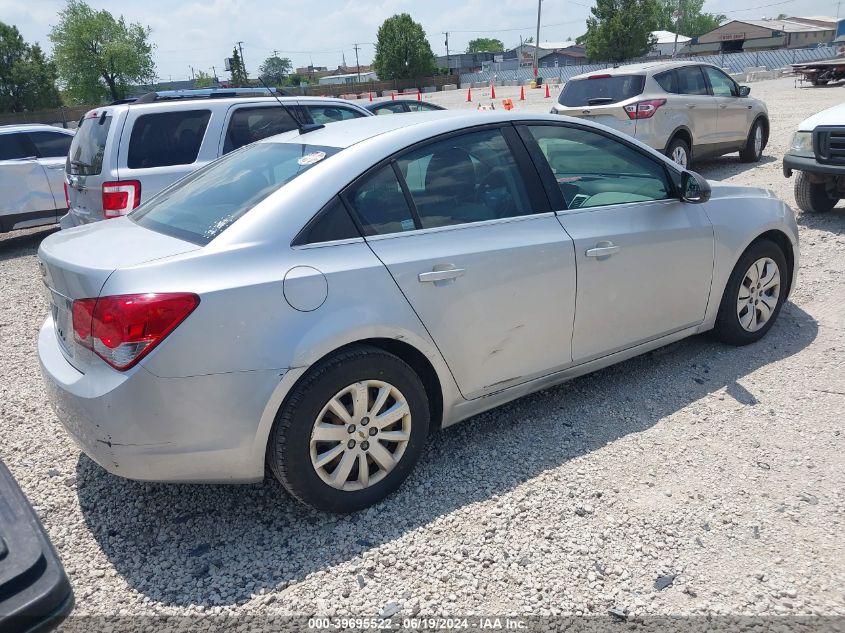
[1,22,62,112]
[229,47,248,86]
[466,38,505,53]
[373,13,436,80]
[655,0,726,38]
[193,70,215,88]
[258,55,292,85]
[583,0,661,62]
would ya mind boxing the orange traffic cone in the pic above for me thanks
[519,85,525,101]
[466,86,472,102]
[391,91,395,100]
[417,89,421,101]
[491,83,496,99]
[369,92,373,102]
[544,83,551,98]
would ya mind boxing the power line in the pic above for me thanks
[720,0,796,12]
[447,18,588,34]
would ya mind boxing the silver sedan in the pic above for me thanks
[37,111,798,512]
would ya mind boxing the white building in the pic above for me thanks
[317,71,378,85]
[649,30,692,57]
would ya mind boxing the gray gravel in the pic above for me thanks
[1,77,843,625]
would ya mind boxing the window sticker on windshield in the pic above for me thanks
[297,151,327,166]
[400,218,415,231]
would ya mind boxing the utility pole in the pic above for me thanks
[237,41,247,79]
[212,66,218,83]
[189,65,195,80]
[353,43,361,82]
[443,32,450,76]
[533,0,542,77]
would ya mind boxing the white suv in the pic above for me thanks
[552,61,769,167]
[62,90,371,227]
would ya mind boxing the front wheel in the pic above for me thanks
[739,119,765,163]
[794,171,837,213]
[267,345,430,513]
[714,239,788,346]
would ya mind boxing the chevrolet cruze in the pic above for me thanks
[38,111,798,512]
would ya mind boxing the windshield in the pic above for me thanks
[558,75,645,107]
[66,115,112,175]
[131,142,342,245]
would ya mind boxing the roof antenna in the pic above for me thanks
[257,75,324,134]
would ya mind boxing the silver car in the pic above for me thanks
[0,124,74,232]
[551,61,770,168]
[38,111,798,512]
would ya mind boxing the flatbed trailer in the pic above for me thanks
[792,57,845,86]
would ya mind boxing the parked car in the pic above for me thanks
[0,124,74,233]
[62,90,372,227]
[0,460,73,632]
[551,61,769,168]
[39,111,797,513]
[364,99,446,115]
[783,102,845,213]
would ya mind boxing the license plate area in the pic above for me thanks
[48,289,74,357]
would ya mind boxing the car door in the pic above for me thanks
[344,125,577,399]
[0,132,55,229]
[28,131,74,215]
[701,66,749,145]
[518,122,714,363]
[674,65,718,148]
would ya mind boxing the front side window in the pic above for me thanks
[223,106,299,154]
[702,66,738,97]
[345,165,416,236]
[127,109,211,169]
[132,142,341,244]
[66,115,111,175]
[675,66,709,96]
[524,125,671,209]
[306,105,366,125]
[28,131,73,158]
[395,128,533,228]
[0,133,34,160]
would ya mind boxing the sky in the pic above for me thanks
[2,0,842,81]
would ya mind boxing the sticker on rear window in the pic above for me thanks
[297,151,327,166]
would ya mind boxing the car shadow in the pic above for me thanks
[75,302,817,608]
[0,225,58,263]
[796,206,845,230]
[694,154,777,181]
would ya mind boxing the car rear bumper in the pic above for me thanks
[783,153,845,177]
[37,317,285,483]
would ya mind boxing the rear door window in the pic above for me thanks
[223,106,299,154]
[28,131,73,158]
[306,105,367,124]
[127,110,211,169]
[654,70,679,94]
[0,133,35,160]
[558,75,645,106]
[676,66,709,95]
[66,115,111,175]
[345,165,417,236]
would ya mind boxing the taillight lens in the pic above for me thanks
[71,293,199,370]
[63,181,70,209]
[624,99,666,120]
[102,180,141,219]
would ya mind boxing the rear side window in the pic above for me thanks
[223,106,299,154]
[558,75,645,106]
[128,110,211,169]
[0,133,35,160]
[306,105,366,125]
[132,142,341,245]
[28,131,73,158]
[67,116,111,175]
[293,197,361,245]
[374,103,407,115]
[675,66,708,95]
[345,165,417,236]
[654,70,679,94]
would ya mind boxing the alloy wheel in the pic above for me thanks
[754,125,763,157]
[309,380,412,491]
[736,257,780,332]
[672,145,688,168]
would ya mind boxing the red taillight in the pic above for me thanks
[102,180,141,219]
[71,293,199,370]
[624,99,666,120]
[63,181,70,209]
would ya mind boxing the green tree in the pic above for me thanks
[584,0,661,62]
[466,37,505,53]
[193,70,215,88]
[373,13,436,80]
[229,47,248,86]
[258,55,292,85]
[655,0,725,38]
[1,23,62,112]
[49,0,155,103]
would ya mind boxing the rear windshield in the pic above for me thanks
[558,75,645,107]
[131,142,342,245]
[66,115,111,175]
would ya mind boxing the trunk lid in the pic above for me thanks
[38,218,200,371]
[554,74,644,135]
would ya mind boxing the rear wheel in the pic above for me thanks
[714,239,787,346]
[794,171,837,213]
[666,136,691,168]
[739,119,765,163]
[267,345,430,513]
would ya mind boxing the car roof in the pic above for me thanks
[0,123,74,135]
[89,95,369,115]
[570,60,713,79]
[365,99,443,108]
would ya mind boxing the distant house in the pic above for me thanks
[538,45,587,67]
[649,30,692,57]
[435,52,496,75]
[685,18,837,54]
[317,71,378,86]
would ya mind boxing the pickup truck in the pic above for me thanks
[784,102,845,213]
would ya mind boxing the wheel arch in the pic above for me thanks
[666,126,693,152]
[752,114,770,149]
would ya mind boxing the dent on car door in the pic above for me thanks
[518,123,714,363]
[0,133,55,228]
[344,126,577,399]
[29,131,74,213]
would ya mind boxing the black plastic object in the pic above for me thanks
[0,461,73,633]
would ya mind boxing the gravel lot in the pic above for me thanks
[1,76,843,628]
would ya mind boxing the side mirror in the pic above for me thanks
[681,170,711,204]
[738,85,751,97]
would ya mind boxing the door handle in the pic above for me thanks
[719,104,727,109]
[418,268,466,283]
[585,242,620,258]
[686,104,696,109]
[45,164,65,170]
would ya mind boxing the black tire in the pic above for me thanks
[739,118,766,163]
[665,136,692,168]
[267,345,430,513]
[794,171,837,213]
[713,239,788,346]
